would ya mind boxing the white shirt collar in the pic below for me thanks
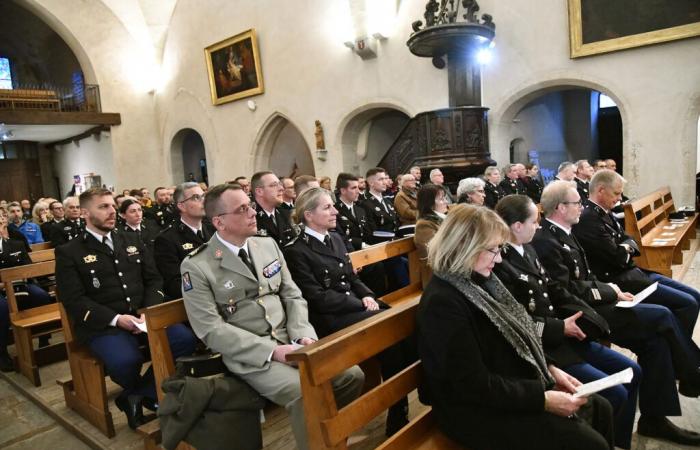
[508,242,525,256]
[340,199,354,210]
[304,226,328,244]
[126,223,141,232]
[369,191,384,203]
[587,198,608,213]
[546,218,571,235]
[180,218,201,235]
[86,227,112,243]
[215,232,249,256]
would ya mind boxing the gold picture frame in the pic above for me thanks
[568,0,700,58]
[205,29,264,105]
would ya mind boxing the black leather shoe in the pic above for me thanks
[385,405,409,437]
[637,415,700,446]
[115,394,148,430]
[679,379,700,398]
[0,352,13,373]
[142,396,158,412]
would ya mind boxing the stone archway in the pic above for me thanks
[170,128,207,184]
[337,103,412,176]
[253,113,314,177]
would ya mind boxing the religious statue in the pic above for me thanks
[314,120,325,150]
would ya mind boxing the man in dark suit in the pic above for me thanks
[154,182,213,300]
[50,196,85,247]
[532,180,700,445]
[55,188,196,429]
[42,200,65,243]
[279,177,296,211]
[574,160,594,200]
[573,170,700,339]
[252,171,298,247]
[498,163,526,195]
[144,187,177,229]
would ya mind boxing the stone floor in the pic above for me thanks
[1,250,700,449]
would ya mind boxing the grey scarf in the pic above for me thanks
[436,271,555,388]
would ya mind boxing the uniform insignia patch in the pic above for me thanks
[574,266,580,278]
[519,274,529,282]
[262,259,282,278]
[182,243,194,250]
[182,272,193,291]
[157,211,163,216]
[215,248,223,258]
[83,254,97,263]
[126,246,138,255]
[224,280,235,289]
[375,207,381,211]
[258,229,268,237]
[92,277,100,289]
[562,244,571,251]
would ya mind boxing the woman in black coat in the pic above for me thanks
[118,199,160,252]
[282,187,414,437]
[417,204,614,450]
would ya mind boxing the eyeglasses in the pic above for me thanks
[560,201,582,207]
[264,182,281,189]
[181,194,205,203]
[217,202,257,217]
[484,244,505,261]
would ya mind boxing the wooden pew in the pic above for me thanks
[624,186,698,277]
[0,260,65,386]
[286,237,461,449]
[56,302,116,438]
[30,242,53,251]
[29,248,55,263]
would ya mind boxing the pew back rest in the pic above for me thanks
[0,260,56,315]
[287,298,421,449]
[30,249,55,263]
[624,186,674,243]
[30,242,53,251]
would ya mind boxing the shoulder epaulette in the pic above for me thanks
[284,236,300,247]
[186,242,208,258]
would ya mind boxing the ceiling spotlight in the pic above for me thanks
[476,48,492,65]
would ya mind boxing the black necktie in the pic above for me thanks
[196,229,204,241]
[323,235,331,248]
[102,235,113,251]
[238,248,257,279]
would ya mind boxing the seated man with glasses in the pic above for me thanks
[154,182,214,299]
[532,180,700,446]
[252,171,299,247]
[181,183,364,450]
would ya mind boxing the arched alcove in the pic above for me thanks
[495,84,624,178]
[338,105,411,176]
[170,128,208,184]
[253,113,314,177]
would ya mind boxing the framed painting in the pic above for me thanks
[568,0,700,58]
[205,29,264,105]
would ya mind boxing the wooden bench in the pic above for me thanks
[57,301,116,438]
[624,186,699,277]
[0,260,65,386]
[0,88,60,110]
[286,237,460,449]
[30,242,53,251]
[29,248,55,263]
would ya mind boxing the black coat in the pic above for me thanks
[333,201,372,251]
[575,178,590,200]
[55,231,164,343]
[572,201,652,293]
[254,204,298,247]
[0,237,32,268]
[484,181,505,209]
[360,194,398,244]
[145,203,177,229]
[283,231,381,337]
[522,177,543,203]
[531,221,637,331]
[498,178,526,196]
[154,220,214,299]
[50,218,85,247]
[493,244,608,367]
[119,219,160,253]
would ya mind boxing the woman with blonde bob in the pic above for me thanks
[417,204,613,450]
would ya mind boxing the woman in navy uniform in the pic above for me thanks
[493,195,640,449]
[483,166,505,209]
[0,207,53,371]
[283,187,413,437]
[118,199,160,252]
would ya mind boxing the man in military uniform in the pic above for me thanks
[498,163,526,196]
[180,184,364,450]
[279,177,296,211]
[334,173,371,250]
[252,171,298,246]
[50,196,85,246]
[145,187,177,229]
[483,165,504,209]
[573,170,700,338]
[55,188,196,429]
[554,161,576,182]
[154,182,213,299]
[533,180,700,445]
[41,200,65,242]
[574,160,594,200]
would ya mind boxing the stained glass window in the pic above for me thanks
[0,58,11,89]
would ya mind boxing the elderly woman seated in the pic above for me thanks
[417,204,614,450]
[414,184,448,287]
[456,177,486,206]
[394,173,419,226]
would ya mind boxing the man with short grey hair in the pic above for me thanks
[50,196,84,246]
[574,160,594,200]
[154,182,213,299]
[409,166,422,189]
[429,168,454,204]
[498,163,526,195]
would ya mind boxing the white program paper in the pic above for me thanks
[615,282,658,308]
[573,367,634,398]
[131,320,148,333]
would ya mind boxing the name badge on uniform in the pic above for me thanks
[562,244,571,251]
[182,243,194,250]
[92,277,100,289]
[224,280,235,289]
[262,260,282,278]
[182,272,193,291]
[83,254,97,263]
[519,274,529,282]
[592,289,601,300]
